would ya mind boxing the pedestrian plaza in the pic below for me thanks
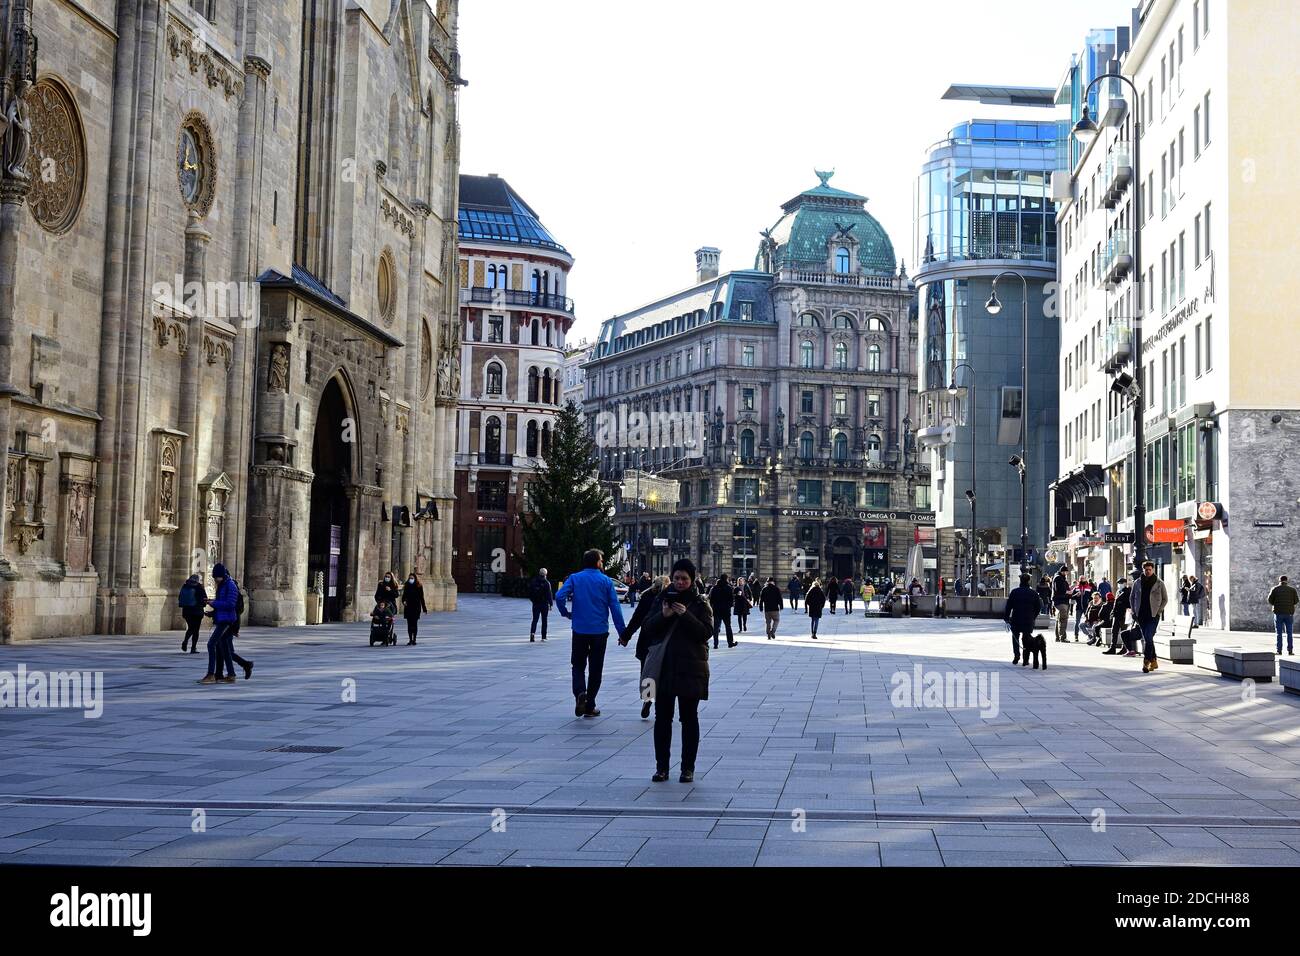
[1,596,1298,867]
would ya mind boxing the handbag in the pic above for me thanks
[640,611,683,699]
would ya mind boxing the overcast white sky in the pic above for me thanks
[458,0,1136,343]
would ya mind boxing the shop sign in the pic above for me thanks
[1254,520,1285,528]
[780,508,831,518]
[1197,501,1223,521]
[857,510,936,524]
[1150,519,1184,543]
[1103,532,1134,544]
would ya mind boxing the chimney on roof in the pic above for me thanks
[695,247,721,283]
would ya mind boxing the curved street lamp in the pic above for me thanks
[949,362,977,594]
[987,270,1030,577]
[1072,72,1146,572]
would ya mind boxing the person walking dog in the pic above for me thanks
[555,549,627,718]
[1004,573,1043,667]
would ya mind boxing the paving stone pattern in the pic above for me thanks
[1,597,1298,866]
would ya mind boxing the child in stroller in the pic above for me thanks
[369,602,397,646]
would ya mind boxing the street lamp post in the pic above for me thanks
[986,271,1030,576]
[1074,73,1145,572]
[949,363,977,593]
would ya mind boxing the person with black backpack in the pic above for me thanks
[528,568,554,643]
[178,574,207,654]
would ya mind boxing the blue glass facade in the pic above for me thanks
[915,119,1065,268]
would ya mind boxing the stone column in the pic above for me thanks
[95,0,163,633]
[400,201,431,577]
[0,0,36,599]
[224,54,272,583]
[171,213,210,612]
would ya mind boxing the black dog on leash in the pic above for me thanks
[1021,633,1047,670]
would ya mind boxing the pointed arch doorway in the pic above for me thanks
[309,377,354,621]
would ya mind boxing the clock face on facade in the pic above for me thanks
[176,115,215,215]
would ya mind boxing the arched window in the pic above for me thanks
[740,428,755,458]
[528,366,539,403]
[867,434,882,460]
[867,344,883,372]
[542,369,553,404]
[799,431,814,459]
[541,421,552,457]
[531,269,541,293]
[387,94,400,180]
[486,362,503,395]
[835,247,850,274]
[531,319,540,345]
[835,314,854,329]
[487,264,497,289]
[867,316,889,332]
[800,341,815,368]
[498,264,509,289]
[834,342,849,369]
[545,322,553,347]
[526,420,539,457]
[797,313,819,328]
[834,432,849,461]
[485,416,502,460]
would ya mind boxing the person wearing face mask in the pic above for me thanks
[375,572,400,617]
[401,571,428,645]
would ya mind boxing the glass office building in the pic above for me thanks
[913,118,1065,588]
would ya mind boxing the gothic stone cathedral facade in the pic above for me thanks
[0,0,463,641]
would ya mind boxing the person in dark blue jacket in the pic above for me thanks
[1003,573,1042,666]
[555,549,627,718]
[200,562,240,684]
[178,574,207,653]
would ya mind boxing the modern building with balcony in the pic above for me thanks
[1051,0,1300,631]
[585,173,931,586]
[452,174,575,592]
[913,101,1065,590]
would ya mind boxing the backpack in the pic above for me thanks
[179,582,197,608]
[233,579,245,616]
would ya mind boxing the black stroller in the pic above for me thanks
[369,603,397,646]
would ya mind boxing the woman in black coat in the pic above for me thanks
[733,578,752,633]
[637,558,714,783]
[804,580,826,639]
[400,571,428,645]
[375,572,400,613]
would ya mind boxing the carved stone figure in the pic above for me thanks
[268,343,290,391]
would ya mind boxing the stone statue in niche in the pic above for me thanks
[69,492,85,538]
[268,343,290,392]
[437,356,450,395]
[159,470,174,519]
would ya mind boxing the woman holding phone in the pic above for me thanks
[635,558,714,783]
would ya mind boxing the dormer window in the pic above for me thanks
[739,301,754,321]
[835,247,851,274]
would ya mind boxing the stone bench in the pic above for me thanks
[1198,645,1276,682]
[1281,658,1300,696]
[1154,614,1197,664]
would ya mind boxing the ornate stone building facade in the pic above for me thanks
[586,174,934,587]
[0,0,463,641]
[452,174,574,593]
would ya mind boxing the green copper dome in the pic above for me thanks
[756,170,897,275]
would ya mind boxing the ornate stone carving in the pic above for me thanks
[198,472,233,588]
[177,112,217,217]
[166,24,245,100]
[154,434,180,532]
[268,342,290,391]
[24,79,85,234]
[153,315,189,354]
[7,446,48,554]
[420,320,433,399]
[380,196,415,237]
[203,334,233,369]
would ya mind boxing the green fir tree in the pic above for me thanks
[519,400,625,583]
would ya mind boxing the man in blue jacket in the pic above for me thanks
[555,549,627,718]
[200,562,241,684]
[1004,573,1042,666]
